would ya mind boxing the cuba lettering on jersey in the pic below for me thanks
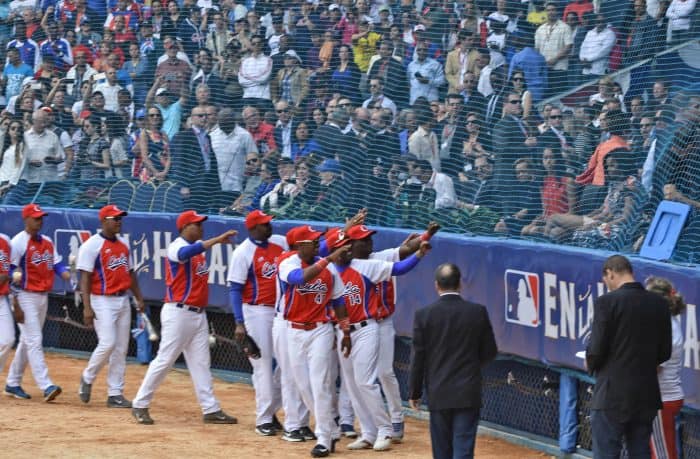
[369,248,401,319]
[228,235,288,306]
[278,254,344,324]
[338,258,394,324]
[11,231,62,293]
[274,250,296,314]
[165,237,209,307]
[76,233,132,295]
[0,233,11,296]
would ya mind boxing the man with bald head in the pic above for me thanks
[409,263,497,459]
[22,109,65,184]
[243,106,277,157]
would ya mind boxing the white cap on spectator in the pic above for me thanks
[414,24,426,32]
[155,88,168,96]
[328,3,339,10]
[284,50,302,64]
[233,5,247,21]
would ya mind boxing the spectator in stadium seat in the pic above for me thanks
[407,41,445,105]
[451,112,489,174]
[248,156,279,211]
[362,78,397,117]
[161,1,184,41]
[545,151,640,242]
[647,79,670,113]
[290,121,319,162]
[239,34,273,113]
[538,107,574,158]
[630,112,655,170]
[329,44,361,106]
[625,0,665,98]
[273,100,297,160]
[522,147,572,236]
[409,104,440,171]
[507,32,547,104]
[43,106,74,179]
[589,76,626,115]
[397,108,417,156]
[145,75,186,141]
[170,105,222,212]
[445,29,478,95]
[287,157,320,207]
[454,154,499,210]
[505,70,533,122]
[666,0,696,44]
[641,108,674,194]
[155,37,191,95]
[482,69,506,133]
[39,21,73,73]
[367,40,409,109]
[271,50,309,115]
[494,158,542,235]
[75,114,111,179]
[578,14,616,77]
[206,10,234,59]
[242,105,277,157]
[0,120,26,199]
[457,71,486,119]
[576,109,631,187]
[22,108,64,183]
[178,6,205,60]
[7,20,40,71]
[313,108,348,160]
[314,157,347,208]
[563,0,594,23]
[106,115,130,178]
[491,91,537,192]
[2,48,34,102]
[535,2,573,97]
[191,48,225,107]
[138,106,170,182]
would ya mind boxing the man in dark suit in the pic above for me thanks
[367,40,409,109]
[586,255,672,458]
[170,106,222,213]
[409,263,498,459]
[491,91,538,191]
[273,100,297,159]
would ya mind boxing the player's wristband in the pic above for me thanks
[420,232,431,242]
[338,317,350,333]
[315,258,329,270]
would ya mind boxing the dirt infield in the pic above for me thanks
[0,352,547,458]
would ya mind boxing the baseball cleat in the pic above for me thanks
[392,422,405,443]
[299,426,316,441]
[107,395,132,408]
[347,438,373,450]
[255,423,276,436]
[43,385,62,402]
[310,444,330,458]
[132,408,154,425]
[282,430,305,442]
[4,385,31,400]
[78,377,92,403]
[203,410,237,424]
[373,436,393,451]
[340,423,357,438]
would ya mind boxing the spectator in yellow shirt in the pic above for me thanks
[352,18,381,72]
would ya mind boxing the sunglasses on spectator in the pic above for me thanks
[246,158,259,164]
[640,123,653,127]
[508,99,521,104]
[276,108,290,113]
[512,77,524,81]
[338,103,351,107]
[549,115,562,119]
[193,113,208,117]
[467,119,480,125]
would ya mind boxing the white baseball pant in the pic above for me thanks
[338,368,355,427]
[336,320,392,444]
[6,291,54,391]
[243,304,281,426]
[272,315,309,431]
[0,296,15,373]
[81,295,131,396]
[132,303,220,414]
[287,322,335,449]
[377,316,404,423]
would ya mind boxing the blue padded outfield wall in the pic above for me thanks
[2,206,699,410]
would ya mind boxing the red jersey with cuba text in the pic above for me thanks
[337,258,394,323]
[165,237,209,308]
[76,233,132,295]
[278,254,344,324]
[0,233,11,296]
[11,231,62,293]
[228,235,288,306]
[369,247,400,319]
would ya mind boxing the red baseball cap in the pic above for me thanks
[325,227,351,250]
[98,204,128,221]
[22,203,48,219]
[177,210,208,231]
[245,209,274,230]
[347,225,376,240]
[286,225,323,246]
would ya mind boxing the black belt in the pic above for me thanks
[105,290,128,297]
[349,320,370,333]
[175,303,205,314]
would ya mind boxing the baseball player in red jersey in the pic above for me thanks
[351,222,439,441]
[227,210,287,436]
[77,205,146,408]
[0,232,18,375]
[131,211,238,425]
[278,225,352,458]
[5,204,70,402]
[325,227,430,451]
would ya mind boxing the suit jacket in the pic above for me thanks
[170,127,221,196]
[445,48,480,93]
[409,293,497,411]
[586,282,672,422]
[367,56,409,108]
[313,123,345,159]
[271,66,310,107]
[462,91,487,120]
[492,115,532,188]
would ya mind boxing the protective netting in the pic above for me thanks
[0,0,698,261]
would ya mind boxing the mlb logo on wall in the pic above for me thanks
[504,270,540,327]
[54,229,92,262]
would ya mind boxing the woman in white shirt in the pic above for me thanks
[0,120,26,197]
[645,276,685,459]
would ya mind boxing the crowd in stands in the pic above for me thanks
[0,0,698,259]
